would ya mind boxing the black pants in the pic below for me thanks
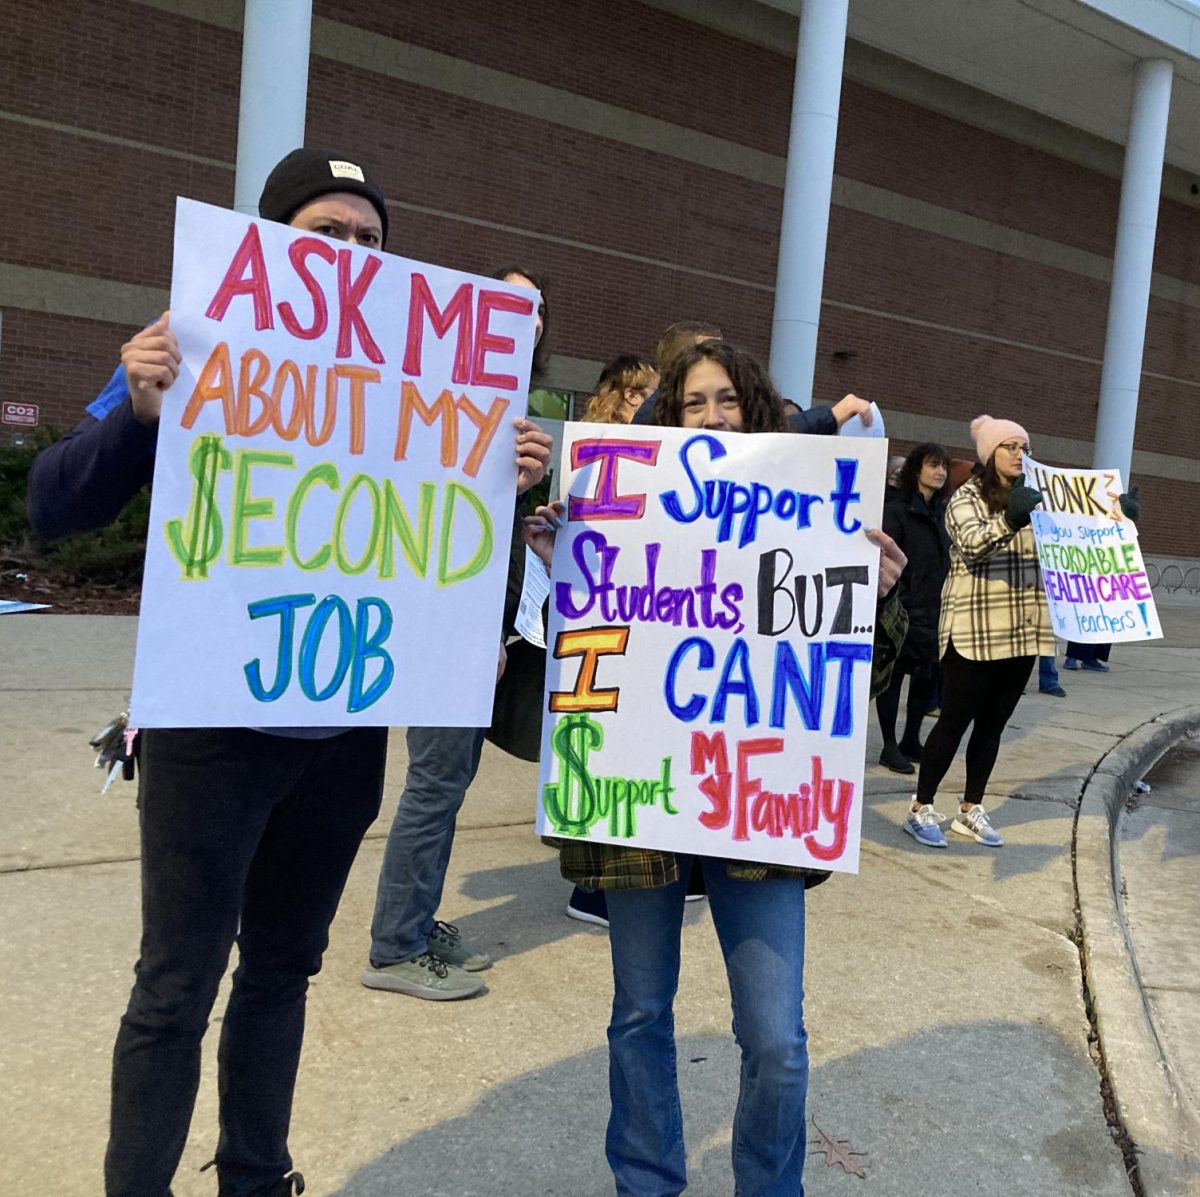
[105,726,387,1197]
[874,661,933,748]
[1066,640,1112,664]
[915,642,1034,805]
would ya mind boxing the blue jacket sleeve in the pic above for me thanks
[26,366,159,540]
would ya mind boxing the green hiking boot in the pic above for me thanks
[426,920,492,971]
[361,952,485,1000]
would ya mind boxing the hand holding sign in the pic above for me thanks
[522,500,565,568]
[831,393,873,429]
[122,312,181,424]
[1119,486,1141,524]
[1005,483,1043,530]
[514,418,553,494]
[867,527,906,597]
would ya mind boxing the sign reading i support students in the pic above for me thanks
[535,422,888,873]
[1024,455,1162,643]
[131,198,539,727]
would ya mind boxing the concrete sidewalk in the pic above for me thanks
[2,609,1199,1195]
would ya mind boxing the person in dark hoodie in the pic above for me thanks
[876,443,951,772]
[26,149,551,1197]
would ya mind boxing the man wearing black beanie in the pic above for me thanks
[27,149,549,1197]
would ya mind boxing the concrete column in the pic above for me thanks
[768,0,849,407]
[1093,58,1173,479]
[233,0,313,216]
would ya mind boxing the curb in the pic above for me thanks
[1076,706,1200,1196]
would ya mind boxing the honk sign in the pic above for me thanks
[535,422,888,874]
[131,198,539,727]
[1023,455,1162,644]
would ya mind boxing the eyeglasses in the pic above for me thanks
[997,441,1029,454]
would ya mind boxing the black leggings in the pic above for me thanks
[915,642,1034,805]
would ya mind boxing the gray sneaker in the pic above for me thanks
[426,920,492,971]
[361,953,485,1000]
[951,804,1004,846]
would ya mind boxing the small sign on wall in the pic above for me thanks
[2,402,38,427]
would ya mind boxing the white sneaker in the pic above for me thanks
[951,804,1004,846]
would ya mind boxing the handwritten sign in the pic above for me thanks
[1024,455,1161,643]
[535,423,887,873]
[130,198,538,727]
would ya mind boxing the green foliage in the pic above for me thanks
[0,434,148,588]
[45,489,150,586]
[0,441,41,547]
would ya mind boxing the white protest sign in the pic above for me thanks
[1024,455,1161,643]
[837,401,885,439]
[131,198,538,727]
[535,423,887,873]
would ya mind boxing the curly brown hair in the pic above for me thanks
[651,340,787,434]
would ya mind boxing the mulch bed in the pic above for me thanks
[1,566,141,615]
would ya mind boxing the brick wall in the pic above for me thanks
[2,0,1197,555]
[0,310,140,433]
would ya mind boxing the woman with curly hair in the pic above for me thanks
[650,337,789,432]
[527,338,906,1197]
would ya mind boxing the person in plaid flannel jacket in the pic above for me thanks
[904,415,1053,850]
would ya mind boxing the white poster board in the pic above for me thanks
[535,423,887,873]
[131,198,538,727]
[1024,455,1161,643]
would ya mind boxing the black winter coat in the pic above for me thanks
[880,485,949,665]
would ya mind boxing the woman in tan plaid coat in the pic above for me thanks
[903,415,1054,850]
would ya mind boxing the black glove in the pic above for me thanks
[1005,483,1043,530]
[1119,486,1141,525]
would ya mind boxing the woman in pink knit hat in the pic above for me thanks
[902,415,1054,849]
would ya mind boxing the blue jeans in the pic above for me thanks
[1038,655,1059,690]
[605,858,808,1197]
[369,724,487,964]
[107,727,387,1196]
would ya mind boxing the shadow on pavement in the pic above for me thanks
[331,1021,1142,1196]
[434,854,709,966]
[861,785,1071,881]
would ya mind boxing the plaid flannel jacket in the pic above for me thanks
[938,480,1054,661]
[557,590,909,891]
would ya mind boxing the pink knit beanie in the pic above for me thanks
[970,415,1029,464]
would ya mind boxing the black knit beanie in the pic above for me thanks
[258,148,389,247]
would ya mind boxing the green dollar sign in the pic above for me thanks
[542,713,604,836]
[165,433,232,579]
